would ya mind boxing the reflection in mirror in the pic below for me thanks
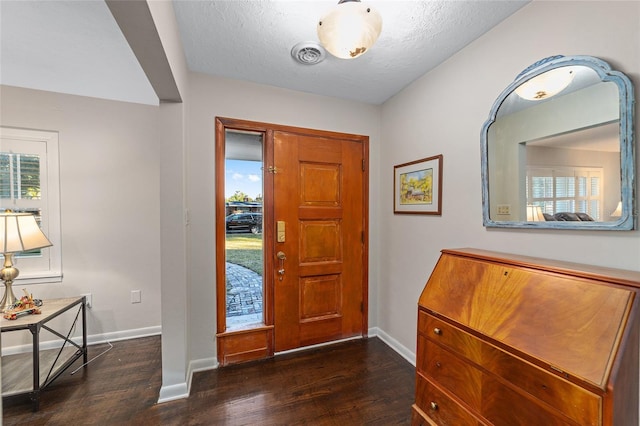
[481,55,635,230]
[225,130,264,329]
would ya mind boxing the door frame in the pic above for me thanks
[215,117,369,365]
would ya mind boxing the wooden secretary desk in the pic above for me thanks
[413,248,640,426]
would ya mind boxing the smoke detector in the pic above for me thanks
[291,42,326,65]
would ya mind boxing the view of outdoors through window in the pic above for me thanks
[225,157,264,328]
[0,152,44,256]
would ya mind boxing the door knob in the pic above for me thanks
[277,251,286,281]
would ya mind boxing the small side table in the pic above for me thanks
[1,296,87,411]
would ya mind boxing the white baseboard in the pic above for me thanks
[368,326,416,366]
[1,325,162,356]
[158,356,218,404]
[189,357,219,374]
[157,382,189,403]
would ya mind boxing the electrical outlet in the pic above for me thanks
[131,290,141,304]
[497,204,511,215]
[82,293,92,309]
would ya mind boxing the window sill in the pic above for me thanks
[13,273,63,285]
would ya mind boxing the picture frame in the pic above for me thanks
[394,154,443,215]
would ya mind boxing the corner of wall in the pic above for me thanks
[369,326,416,366]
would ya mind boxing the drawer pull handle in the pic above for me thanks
[433,327,442,335]
[435,361,442,368]
[430,401,439,410]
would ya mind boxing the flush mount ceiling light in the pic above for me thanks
[515,66,576,101]
[317,0,382,59]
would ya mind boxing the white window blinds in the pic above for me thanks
[527,166,603,220]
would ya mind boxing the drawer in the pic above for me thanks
[417,311,602,425]
[481,375,576,426]
[419,310,600,425]
[482,342,600,426]
[415,373,481,426]
[411,405,433,426]
[419,310,483,364]
[417,336,482,410]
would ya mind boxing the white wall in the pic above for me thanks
[146,0,192,402]
[186,73,382,363]
[0,85,162,348]
[379,0,640,355]
[1,0,638,407]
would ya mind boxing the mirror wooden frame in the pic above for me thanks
[481,55,636,230]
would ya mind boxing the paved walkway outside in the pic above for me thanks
[226,262,263,327]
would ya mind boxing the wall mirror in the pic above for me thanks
[481,55,635,230]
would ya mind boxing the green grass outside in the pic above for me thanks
[225,233,263,276]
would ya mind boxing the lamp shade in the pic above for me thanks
[317,0,382,59]
[515,66,576,101]
[0,211,52,254]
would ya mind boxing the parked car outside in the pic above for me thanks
[226,212,262,234]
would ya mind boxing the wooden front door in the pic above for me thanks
[273,130,367,352]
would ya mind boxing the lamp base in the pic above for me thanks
[1,253,19,312]
[0,281,17,312]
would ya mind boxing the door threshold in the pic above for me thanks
[275,336,364,357]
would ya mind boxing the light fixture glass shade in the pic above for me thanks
[515,66,576,101]
[317,0,382,59]
[0,211,52,253]
[526,205,545,222]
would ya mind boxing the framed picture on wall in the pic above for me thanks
[394,154,443,215]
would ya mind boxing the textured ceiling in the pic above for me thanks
[173,0,529,104]
[1,0,530,106]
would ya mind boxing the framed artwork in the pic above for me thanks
[394,154,443,215]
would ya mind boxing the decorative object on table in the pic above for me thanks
[3,289,43,320]
[394,155,443,215]
[317,0,382,59]
[0,210,52,312]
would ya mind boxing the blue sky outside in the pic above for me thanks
[225,159,263,200]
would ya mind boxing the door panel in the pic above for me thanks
[274,131,365,352]
[216,117,368,364]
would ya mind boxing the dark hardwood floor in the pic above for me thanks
[3,336,416,425]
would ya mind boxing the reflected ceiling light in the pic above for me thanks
[611,201,622,217]
[515,67,576,101]
[317,0,382,59]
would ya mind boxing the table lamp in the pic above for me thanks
[0,211,52,312]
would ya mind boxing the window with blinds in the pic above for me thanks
[0,153,41,200]
[0,127,62,284]
[527,167,603,220]
[0,152,43,256]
